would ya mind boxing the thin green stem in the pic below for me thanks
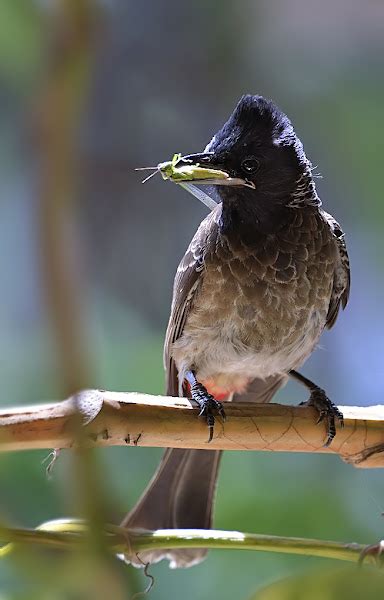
[0,520,376,565]
[128,529,371,564]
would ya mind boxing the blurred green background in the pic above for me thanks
[1,0,384,598]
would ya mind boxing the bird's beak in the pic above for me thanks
[158,153,255,189]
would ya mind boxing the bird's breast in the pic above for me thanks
[172,210,337,391]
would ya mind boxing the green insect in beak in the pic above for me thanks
[158,153,230,183]
[136,151,255,211]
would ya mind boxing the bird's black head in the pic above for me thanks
[205,94,307,193]
[180,95,318,236]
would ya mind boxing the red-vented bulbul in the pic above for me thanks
[123,95,350,568]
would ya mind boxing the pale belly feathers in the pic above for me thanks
[172,253,333,396]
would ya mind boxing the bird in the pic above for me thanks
[122,94,350,568]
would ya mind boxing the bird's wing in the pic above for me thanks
[164,207,220,396]
[235,211,350,403]
[322,210,351,329]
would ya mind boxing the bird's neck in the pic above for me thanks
[218,191,294,243]
[287,166,321,209]
[217,165,320,243]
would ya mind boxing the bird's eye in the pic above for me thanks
[241,156,260,174]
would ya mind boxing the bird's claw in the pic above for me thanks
[301,386,344,447]
[191,382,226,442]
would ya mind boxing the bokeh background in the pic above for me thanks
[1,1,384,598]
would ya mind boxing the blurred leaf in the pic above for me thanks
[251,566,384,600]
[0,0,42,87]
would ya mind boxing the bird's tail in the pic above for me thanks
[120,447,222,568]
[121,357,223,568]
[121,373,286,568]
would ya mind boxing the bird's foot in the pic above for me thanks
[190,381,226,442]
[300,386,344,447]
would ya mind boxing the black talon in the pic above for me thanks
[302,386,344,447]
[189,379,226,442]
[290,370,343,447]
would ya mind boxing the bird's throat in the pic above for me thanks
[218,189,292,242]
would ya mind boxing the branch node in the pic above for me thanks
[70,389,105,425]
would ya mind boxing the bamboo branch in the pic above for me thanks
[1,390,384,467]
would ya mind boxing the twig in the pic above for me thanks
[1,390,384,467]
[34,0,97,394]
[0,520,378,566]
